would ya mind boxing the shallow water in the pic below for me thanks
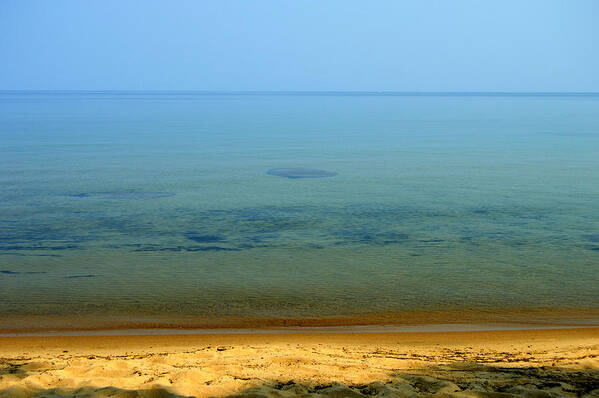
[1,92,598,330]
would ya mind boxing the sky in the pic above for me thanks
[1,0,598,91]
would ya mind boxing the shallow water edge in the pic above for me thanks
[1,307,597,336]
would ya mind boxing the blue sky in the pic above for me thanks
[1,0,598,91]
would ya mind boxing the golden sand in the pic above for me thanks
[0,328,598,397]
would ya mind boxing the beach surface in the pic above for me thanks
[0,327,598,397]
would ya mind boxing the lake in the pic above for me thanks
[1,91,598,331]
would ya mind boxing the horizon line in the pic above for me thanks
[1,90,599,96]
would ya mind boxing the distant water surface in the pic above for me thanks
[1,92,598,331]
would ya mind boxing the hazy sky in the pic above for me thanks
[1,0,598,91]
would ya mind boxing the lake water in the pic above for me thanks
[1,92,598,331]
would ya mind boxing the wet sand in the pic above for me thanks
[0,327,598,397]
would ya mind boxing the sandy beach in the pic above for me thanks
[0,327,597,397]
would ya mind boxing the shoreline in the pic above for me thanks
[1,323,598,338]
[2,307,598,336]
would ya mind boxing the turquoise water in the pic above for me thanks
[1,92,598,329]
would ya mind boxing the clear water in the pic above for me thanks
[1,92,598,329]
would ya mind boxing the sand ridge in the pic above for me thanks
[0,328,598,397]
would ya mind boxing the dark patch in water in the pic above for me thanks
[2,202,558,255]
[133,245,240,252]
[0,253,61,257]
[71,192,175,200]
[460,236,480,246]
[50,245,78,250]
[590,247,599,251]
[377,232,409,243]
[185,246,240,252]
[582,234,599,242]
[1,270,47,275]
[66,274,97,279]
[0,227,93,246]
[0,245,78,251]
[418,239,444,244]
[267,168,337,179]
[185,234,223,243]
[336,230,409,245]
